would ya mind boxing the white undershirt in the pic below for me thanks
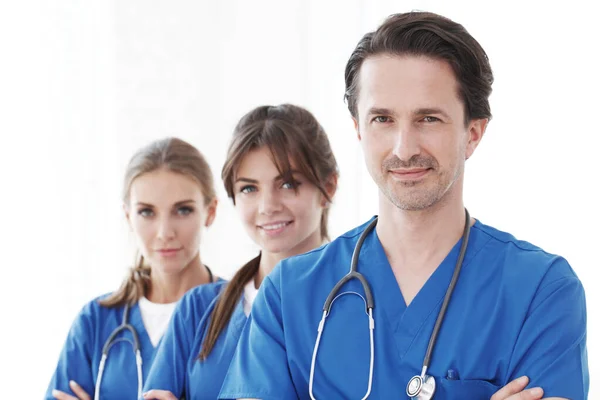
[243,279,259,317]
[137,296,178,347]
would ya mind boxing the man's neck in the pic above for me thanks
[376,190,468,275]
[376,189,470,306]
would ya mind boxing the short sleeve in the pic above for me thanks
[44,303,97,399]
[142,289,212,399]
[219,274,298,400]
[507,258,589,398]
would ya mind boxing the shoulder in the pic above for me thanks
[78,292,121,321]
[473,220,581,287]
[64,292,124,340]
[268,219,375,288]
[290,217,374,262]
[177,281,228,315]
[184,280,228,301]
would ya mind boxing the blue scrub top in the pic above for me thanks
[142,280,248,400]
[45,283,224,400]
[219,218,589,400]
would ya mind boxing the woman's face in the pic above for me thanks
[233,146,328,260]
[125,168,216,275]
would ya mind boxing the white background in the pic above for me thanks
[0,0,598,396]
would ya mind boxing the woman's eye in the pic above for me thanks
[240,185,257,194]
[177,206,194,216]
[138,208,154,217]
[281,180,301,190]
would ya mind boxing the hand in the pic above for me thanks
[52,380,91,400]
[490,376,569,400]
[142,389,178,400]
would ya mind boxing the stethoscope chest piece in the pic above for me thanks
[406,374,435,399]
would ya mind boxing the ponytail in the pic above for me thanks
[98,254,151,308]
[198,254,260,360]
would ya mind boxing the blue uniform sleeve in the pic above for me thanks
[219,274,298,400]
[142,292,203,399]
[507,258,589,399]
[45,303,97,399]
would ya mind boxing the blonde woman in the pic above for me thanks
[47,138,221,400]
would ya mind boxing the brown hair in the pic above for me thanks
[199,104,338,360]
[344,11,494,124]
[99,137,216,308]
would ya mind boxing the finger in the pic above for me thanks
[142,389,178,400]
[69,380,91,400]
[505,387,544,400]
[491,376,530,400]
[52,389,78,400]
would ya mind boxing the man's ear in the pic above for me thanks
[465,118,488,160]
[353,117,362,141]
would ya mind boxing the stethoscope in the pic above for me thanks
[94,265,213,400]
[309,209,471,400]
[94,303,143,400]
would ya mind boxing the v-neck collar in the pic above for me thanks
[128,302,157,352]
[357,219,485,359]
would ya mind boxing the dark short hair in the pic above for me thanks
[345,11,494,124]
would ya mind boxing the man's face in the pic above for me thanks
[354,54,486,211]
